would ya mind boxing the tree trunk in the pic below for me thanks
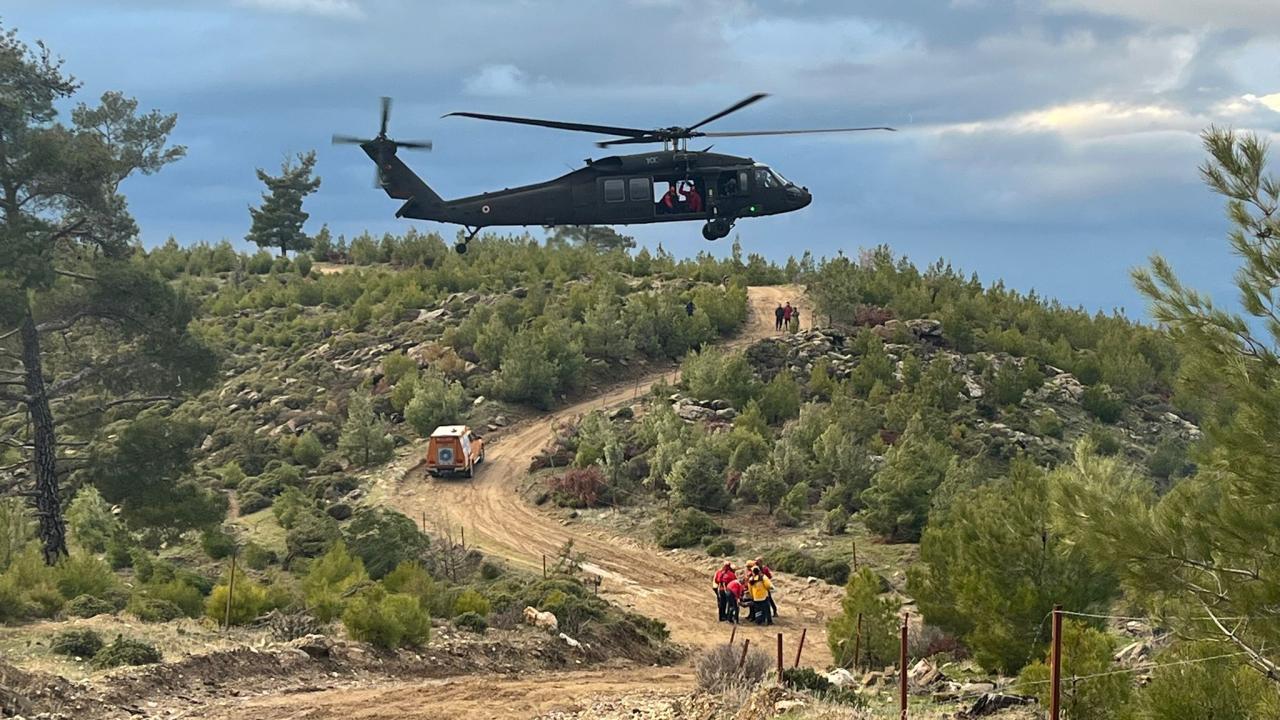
[19,299,67,564]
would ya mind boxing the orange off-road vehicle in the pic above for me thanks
[425,425,485,478]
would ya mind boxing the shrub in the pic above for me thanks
[200,527,238,560]
[453,611,488,634]
[51,629,104,658]
[452,588,491,617]
[655,508,721,549]
[302,542,369,622]
[827,568,899,669]
[126,595,185,622]
[1033,409,1065,439]
[53,553,119,601]
[765,548,850,586]
[268,610,324,641]
[1087,426,1123,456]
[341,587,431,649]
[549,466,609,508]
[1138,641,1274,720]
[295,254,313,277]
[238,491,272,515]
[404,373,467,438]
[781,667,866,707]
[1081,384,1125,423]
[1146,437,1192,481]
[242,542,278,570]
[694,643,772,692]
[704,538,736,557]
[204,569,272,626]
[669,445,730,512]
[1019,621,1131,720]
[64,594,116,618]
[823,507,849,536]
[142,579,204,618]
[292,432,325,468]
[91,637,162,669]
[285,510,341,560]
[343,508,431,579]
[66,487,120,554]
[382,562,448,617]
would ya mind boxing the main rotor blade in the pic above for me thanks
[332,134,372,145]
[380,96,391,137]
[394,140,433,150]
[443,111,653,139]
[596,135,666,148]
[698,126,897,137]
[686,93,769,132]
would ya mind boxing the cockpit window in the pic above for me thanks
[754,167,778,189]
[770,169,791,186]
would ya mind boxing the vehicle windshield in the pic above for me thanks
[754,165,792,188]
[770,169,792,186]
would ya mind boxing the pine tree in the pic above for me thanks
[860,414,953,542]
[246,151,320,257]
[669,445,730,512]
[1055,129,1280,681]
[338,391,393,467]
[0,26,212,563]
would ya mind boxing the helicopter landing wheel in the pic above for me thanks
[702,219,733,241]
[454,242,468,255]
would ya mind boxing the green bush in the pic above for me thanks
[341,587,431,649]
[704,538,736,557]
[1081,384,1125,423]
[1018,621,1131,720]
[765,548,850,585]
[66,487,120,554]
[655,508,721,549]
[64,594,117,618]
[1087,426,1123,456]
[242,542,278,570]
[452,588,491,617]
[453,611,488,634]
[53,553,119,601]
[302,542,369,622]
[51,629,104,658]
[204,569,273,626]
[823,507,849,535]
[292,432,325,468]
[404,372,467,438]
[781,667,866,708]
[669,445,730,512]
[126,595,185,622]
[200,527,238,560]
[827,568,899,669]
[91,637,162,669]
[343,508,431,580]
[238,491,272,515]
[141,578,204,618]
[1138,641,1275,720]
[285,510,341,560]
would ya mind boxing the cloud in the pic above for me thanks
[1048,0,1280,31]
[233,0,363,19]
[462,64,547,97]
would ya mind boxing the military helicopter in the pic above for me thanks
[333,95,894,254]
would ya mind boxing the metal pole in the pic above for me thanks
[851,541,858,572]
[223,553,237,630]
[1050,604,1063,720]
[729,623,737,646]
[794,628,807,668]
[899,612,909,720]
[738,638,751,671]
[460,525,465,549]
[854,612,863,672]
[543,554,547,579]
[776,632,784,686]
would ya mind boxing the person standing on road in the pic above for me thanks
[774,303,785,331]
[789,306,801,334]
[754,556,779,618]
[713,562,737,622]
[725,576,744,624]
[782,302,793,332]
[746,565,773,625]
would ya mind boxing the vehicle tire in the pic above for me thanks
[455,242,468,255]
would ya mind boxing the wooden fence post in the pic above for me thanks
[794,628,807,668]
[223,553,237,630]
[776,632,784,685]
[738,638,751,671]
[899,612,909,720]
[1050,604,1063,720]
[854,612,863,672]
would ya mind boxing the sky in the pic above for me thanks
[9,0,1280,316]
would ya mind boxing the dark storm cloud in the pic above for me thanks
[5,0,1280,313]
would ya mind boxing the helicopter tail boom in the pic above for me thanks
[361,141,443,209]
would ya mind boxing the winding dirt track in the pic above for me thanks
[206,287,836,719]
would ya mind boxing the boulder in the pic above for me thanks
[1115,640,1150,666]
[909,658,945,687]
[906,318,943,338]
[825,668,857,688]
[963,693,1036,717]
[288,634,333,659]
[522,606,558,632]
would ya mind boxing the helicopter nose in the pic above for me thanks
[788,185,812,209]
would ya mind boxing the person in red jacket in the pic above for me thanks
[680,181,704,213]
[713,562,737,622]
[725,576,744,624]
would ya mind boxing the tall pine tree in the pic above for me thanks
[0,25,213,563]
[1056,128,1280,682]
[247,151,320,257]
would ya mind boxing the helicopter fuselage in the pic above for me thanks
[374,146,812,234]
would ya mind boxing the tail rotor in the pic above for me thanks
[332,96,432,187]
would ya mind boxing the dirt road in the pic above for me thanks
[210,286,834,719]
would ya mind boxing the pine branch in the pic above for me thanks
[52,268,97,282]
[0,389,28,405]
[58,395,174,423]
[35,310,91,334]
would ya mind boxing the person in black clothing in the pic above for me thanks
[774,304,784,331]
[686,300,695,317]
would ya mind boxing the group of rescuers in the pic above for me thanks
[713,557,779,625]
[774,302,801,333]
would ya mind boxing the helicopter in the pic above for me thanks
[333,95,894,254]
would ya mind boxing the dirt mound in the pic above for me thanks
[0,659,90,718]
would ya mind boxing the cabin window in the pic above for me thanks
[754,167,779,189]
[628,177,650,202]
[603,178,625,203]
